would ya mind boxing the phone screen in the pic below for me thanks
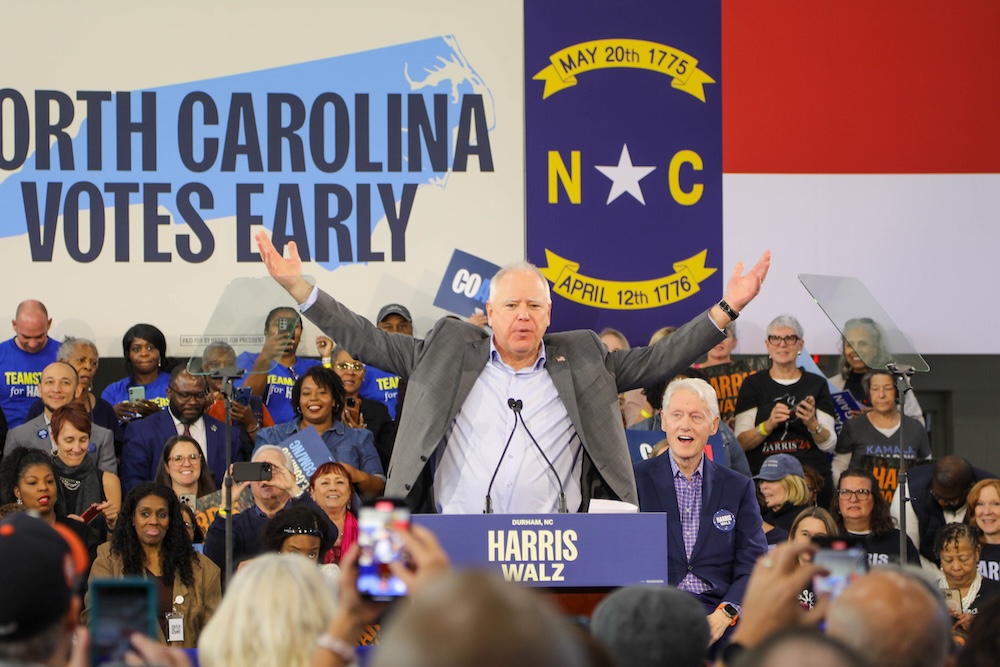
[90,579,158,665]
[357,499,410,601]
[234,386,252,405]
[812,537,867,599]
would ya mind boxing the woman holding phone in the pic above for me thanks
[102,324,174,424]
[84,482,221,647]
[330,346,396,472]
[49,403,121,534]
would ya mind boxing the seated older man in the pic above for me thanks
[633,377,766,647]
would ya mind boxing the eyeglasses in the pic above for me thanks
[169,453,200,464]
[169,388,207,401]
[767,335,801,346]
[335,362,365,372]
[837,488,873,499]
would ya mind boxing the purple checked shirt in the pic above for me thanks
[669,453,712,595]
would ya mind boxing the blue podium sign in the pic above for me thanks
[413,513,668,587]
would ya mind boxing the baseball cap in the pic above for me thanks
[377,304,412,324]
[0,513,89,640]
[591,586,710,667]
[752,453,805,481]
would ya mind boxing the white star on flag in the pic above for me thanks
[595,144,656,205]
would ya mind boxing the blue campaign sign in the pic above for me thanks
[626,429,660,463]
[414,513,668,587]
[433,249,501,317]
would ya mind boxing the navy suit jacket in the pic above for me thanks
[121,409,244,492]
[634,453,766,609]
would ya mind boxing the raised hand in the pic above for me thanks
[255,231,313,303]
[724,250,771,312]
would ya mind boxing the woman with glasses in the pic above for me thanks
[154,435,218,500]
[255,366,385,500]
[330,345,397,472]
[831,468,919,566]
[734,315,838,506]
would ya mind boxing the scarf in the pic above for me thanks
[50,453,103,517]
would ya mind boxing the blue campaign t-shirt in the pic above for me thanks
[359,365,401,420]
[0,337,59,428]
[100,371,171,409]
[235,352,320,424]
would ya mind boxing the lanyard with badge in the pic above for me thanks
[166,595,185,643]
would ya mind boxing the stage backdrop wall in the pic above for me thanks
[1,0,997,359]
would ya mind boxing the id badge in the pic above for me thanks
[166,612,184,643]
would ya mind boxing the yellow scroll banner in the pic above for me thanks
[533,39,715,101]
[540,249,717,311]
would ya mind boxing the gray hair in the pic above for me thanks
[766,314,804,339]
[198,553,335,667]
[724,321,737,338]
[661,378,720,420]
[252,445,293,470]
[837,318,886,379]
[488,262,551,304]
[56,336,97,362]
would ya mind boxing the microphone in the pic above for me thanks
[515,404,568,513]
[485,399,521,513]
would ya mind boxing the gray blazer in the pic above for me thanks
[3,413,118,475]
[304,290,724,512]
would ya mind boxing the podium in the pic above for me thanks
[413,513,668,615]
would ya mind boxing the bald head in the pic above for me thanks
[11,300,51,354]
[826,569,950,667]
[40,361,80,415]
[372,571,585,667]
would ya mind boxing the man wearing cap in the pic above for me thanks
[752,453,812,537]
[356,303,412,421]
[4,361,118,475]
[0,512,89,666]
[256,231,769,514]
[634,378,767,647]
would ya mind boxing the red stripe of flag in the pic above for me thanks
[723,0,1000,173]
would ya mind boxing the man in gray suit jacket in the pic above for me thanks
[3,361,117,474]
[256,232,769,513]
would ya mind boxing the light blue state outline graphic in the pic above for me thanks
[0,36,495,272]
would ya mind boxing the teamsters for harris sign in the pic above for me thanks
[525,0,723,344]
[0,38,494,267]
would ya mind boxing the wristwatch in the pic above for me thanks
[717,602,740,626]
[717,299,739,321]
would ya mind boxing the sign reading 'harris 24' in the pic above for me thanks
[525,1,723,344]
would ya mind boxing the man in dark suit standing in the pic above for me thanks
[256,231,770,513]
[121,366,244,491]
[634,377,767,647]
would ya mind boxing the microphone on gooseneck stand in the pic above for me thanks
[484,398,523,513]
[515,402,568,514]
